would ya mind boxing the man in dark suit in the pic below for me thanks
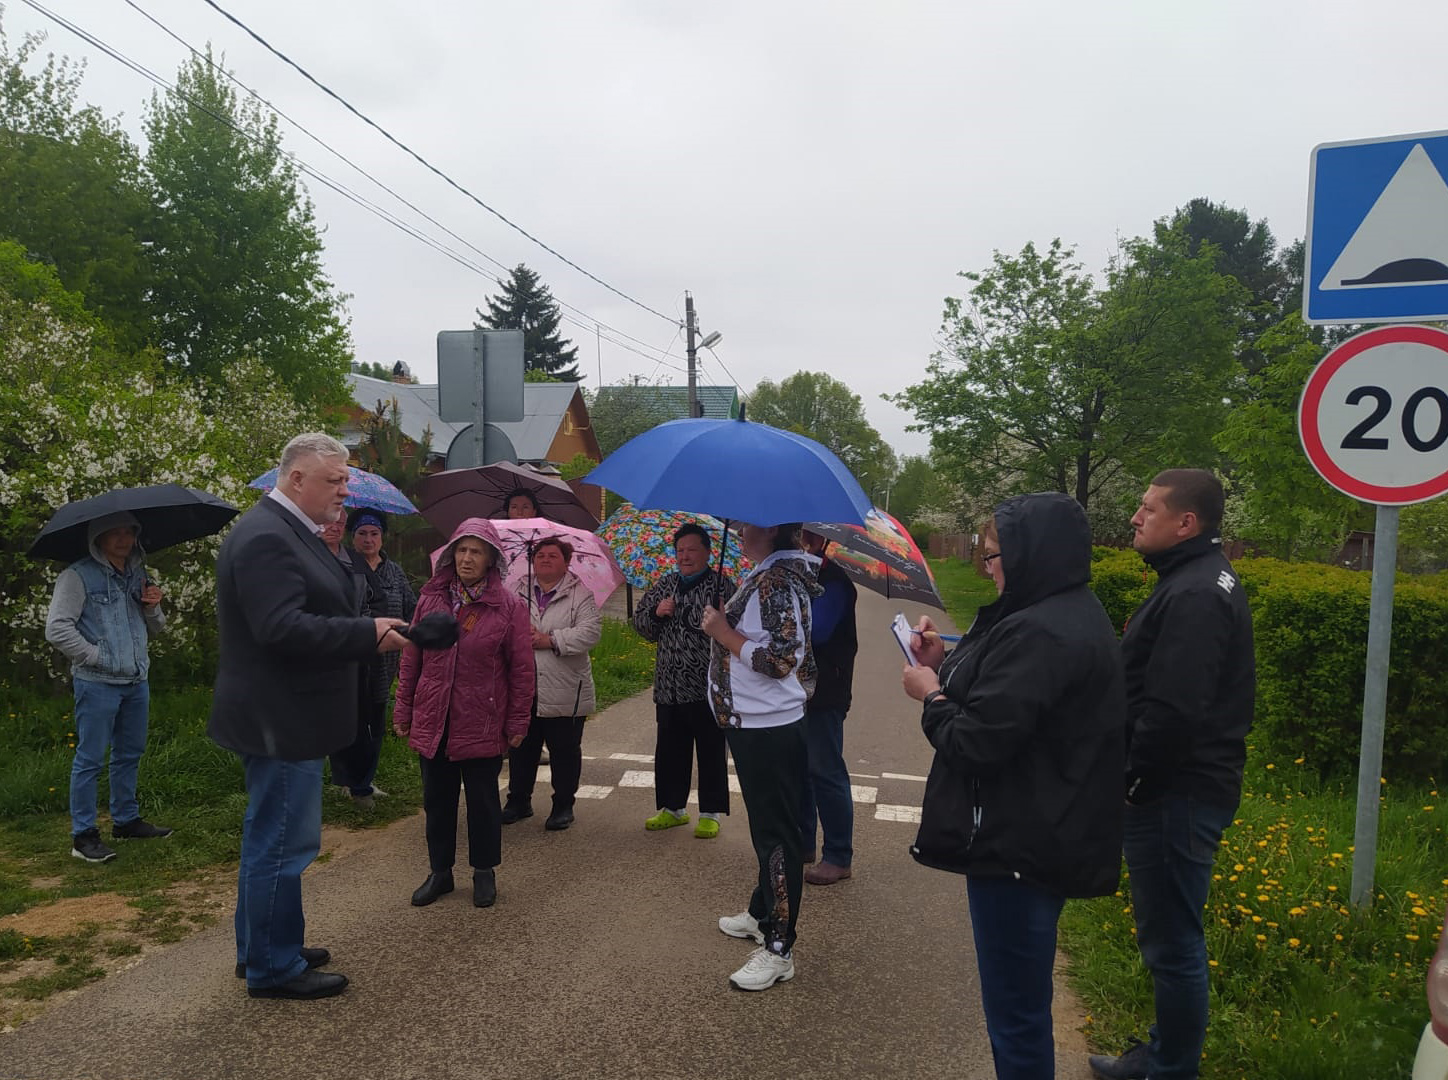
[210,433,407,1000]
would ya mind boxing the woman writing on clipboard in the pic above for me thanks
[900,493,1126,1080]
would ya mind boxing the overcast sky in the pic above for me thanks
[8,0,1448,457]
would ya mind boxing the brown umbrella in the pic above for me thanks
[418,462,600,536]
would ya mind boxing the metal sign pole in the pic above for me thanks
[1350,503,1398,908]
[472,332,486,467]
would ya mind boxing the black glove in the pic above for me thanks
[399,612,459,650]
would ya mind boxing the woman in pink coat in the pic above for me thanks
[393,519,534,909]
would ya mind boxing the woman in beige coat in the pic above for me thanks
[501,537,601,831]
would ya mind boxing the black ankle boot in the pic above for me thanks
[411,870,454,907]
[473,868,497,908]
[500,800,532,825]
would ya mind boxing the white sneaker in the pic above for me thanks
[729,947,795,991]
[718,911,764,944]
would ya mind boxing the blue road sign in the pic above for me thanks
[1304,130,1448,325]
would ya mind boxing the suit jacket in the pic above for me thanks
[208,498,378,760]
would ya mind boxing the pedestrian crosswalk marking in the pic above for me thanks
[506,756,921,820]
[875,804,922,823]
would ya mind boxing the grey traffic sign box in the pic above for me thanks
[436,330,525,424]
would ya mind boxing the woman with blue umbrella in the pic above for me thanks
[588,413,872,992]
[701,520,822,993]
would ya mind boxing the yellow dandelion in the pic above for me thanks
[1289,938,1301,947]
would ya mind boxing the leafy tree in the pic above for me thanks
[894,238,1245,515]
[0,247,307,681]
[476,264,581,381]
[1154,199,1286,374]
[1215,316,1359,559]
[748,371,898,503]
[586,377,679,457]
[0,20,153,350]
[352,360,394,380]
[144,48,352,406]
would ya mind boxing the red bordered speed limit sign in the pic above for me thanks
[1298,325,1448,505]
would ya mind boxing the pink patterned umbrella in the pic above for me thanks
[431,517,623,609]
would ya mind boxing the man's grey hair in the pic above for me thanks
[278,433,349,476]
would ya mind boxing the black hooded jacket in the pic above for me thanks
[910,493,1126,899]
[1121,531,1255,810]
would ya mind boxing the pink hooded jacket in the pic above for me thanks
[394,518,534,760]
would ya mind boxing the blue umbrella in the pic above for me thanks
[248,466,419,515]
[586,417,872,526]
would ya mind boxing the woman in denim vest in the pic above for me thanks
[44,511,172,863]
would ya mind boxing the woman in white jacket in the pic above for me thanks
[501,537,601,831]
[701,522,821,993]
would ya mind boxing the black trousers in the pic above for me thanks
[654,700,730,814]
[726,721,807,955]
[507,713,584,812]
[329,696,385,795]
[418,751,504,872]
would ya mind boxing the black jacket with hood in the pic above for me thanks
[910,493,1126,899]
[1121,531,1255,810]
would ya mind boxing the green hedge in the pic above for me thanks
[1088,548,1448,781]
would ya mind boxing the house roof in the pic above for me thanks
[344,374,587,463]
[591,384,740,420]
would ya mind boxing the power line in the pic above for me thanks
[194,0,677,326]
[18,0,687,379]
[118,0,684,368]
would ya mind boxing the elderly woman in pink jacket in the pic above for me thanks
[394,519,534,909]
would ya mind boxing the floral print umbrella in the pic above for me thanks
[596,503,753,589]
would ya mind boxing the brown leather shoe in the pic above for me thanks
[804,861,852,886]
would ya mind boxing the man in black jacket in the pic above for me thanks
[210,433,407,1001]
[797,529,858,885]
[1090,469,1255,1080]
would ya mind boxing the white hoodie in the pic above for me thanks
[707,550,821,729]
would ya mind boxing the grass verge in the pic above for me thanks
[0,616,656,1017]
[931,554,1441,1079]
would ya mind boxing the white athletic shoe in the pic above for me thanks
[729,946,795,991]
[718,911,764,944]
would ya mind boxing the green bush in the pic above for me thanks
[1241,558,1448,782]
[1082,549,1448,781]
[1089,546,1153,633]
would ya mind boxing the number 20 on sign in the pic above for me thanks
[1298,324,1448,505]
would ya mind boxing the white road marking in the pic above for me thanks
[875,804,922,823]
[881,772,928,782]
[850,785,878,804]
[609,753,655,763]
[618,770,654,788]
[575,785,614,800]
[848,772,880,780]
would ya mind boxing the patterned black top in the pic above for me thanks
[632,570,737,706]
[354,551,417,701]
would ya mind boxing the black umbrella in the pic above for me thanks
[28,484,240,563]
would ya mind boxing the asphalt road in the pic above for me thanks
[1,586,1096,1080]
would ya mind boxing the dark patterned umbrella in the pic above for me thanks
[806,506,943,609]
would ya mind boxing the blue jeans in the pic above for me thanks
[796,705,854,867]
[966,874,1066,1080]
[234,756,323,988]
[1123,795,1235,1080]
[70,677,150,834]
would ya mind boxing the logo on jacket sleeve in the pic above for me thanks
[1216,570,1237,594]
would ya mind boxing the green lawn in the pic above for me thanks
[0,616,656,1017]
[929,555,1441,1080]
